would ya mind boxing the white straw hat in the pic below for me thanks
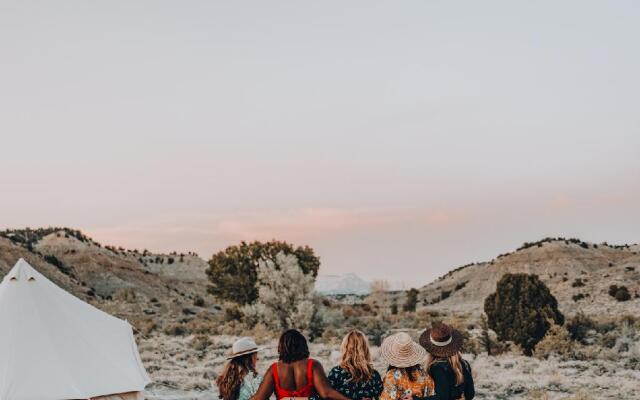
[380,332,427,368]
[227,337,262,360]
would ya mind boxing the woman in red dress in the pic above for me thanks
[251,329,352,400]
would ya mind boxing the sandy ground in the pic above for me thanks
[139,335,640,400]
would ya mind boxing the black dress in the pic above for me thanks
[414,360,474,400]
[328,366,384,400]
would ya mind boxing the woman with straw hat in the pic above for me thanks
[418,323,475,400]
[216,337,264,400]
[379,332,434,400]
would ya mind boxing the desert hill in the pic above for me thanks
[416,237,640,317]
[2,229,639,326]
[0,228,213,331]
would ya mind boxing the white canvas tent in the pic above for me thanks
[0,258,151,400]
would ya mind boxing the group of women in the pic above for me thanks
[216,323,474,400]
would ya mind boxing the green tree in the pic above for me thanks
[206,240,320,304]
[403,288,419,312]
[484,273,564,356]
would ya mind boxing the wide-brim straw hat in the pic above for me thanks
[419,323,464,358]
[380,332,427,368]
[227,337,262,360]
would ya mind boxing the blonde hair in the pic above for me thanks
[340,330,375,383]
[216,353,257,400]
[425,352,464,386]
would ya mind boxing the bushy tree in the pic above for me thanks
[484,273,564,356]
[207,240,320,304]
[241,253,316,331]
[403,288,419,312]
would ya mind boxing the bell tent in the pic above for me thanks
[0,258,151,400]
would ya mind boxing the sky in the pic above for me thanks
[1,1,639,287]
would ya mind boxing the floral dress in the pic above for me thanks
[328,366,384,400]
[379,367,434,400]
[238,372,263,400]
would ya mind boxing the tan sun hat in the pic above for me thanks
[380,332,427,368]
[419,323,464,358]
[227,337,262,360]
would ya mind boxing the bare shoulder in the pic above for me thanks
[311,359,326,372]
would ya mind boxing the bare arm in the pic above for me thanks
[251,368,275,400]
[312,360,352,400]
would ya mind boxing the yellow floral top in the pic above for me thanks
[380,367,435,400]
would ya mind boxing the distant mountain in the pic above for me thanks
[315,273,372,295]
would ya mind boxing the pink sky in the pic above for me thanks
[1,1,639,285]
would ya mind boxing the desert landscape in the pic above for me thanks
[0,228,638,399]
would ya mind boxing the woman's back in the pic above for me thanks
[328,365,383,400]
[273,359,315,398]
[428,359,474,400]
[251,330,350,400]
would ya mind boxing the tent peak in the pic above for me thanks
[5,258,39,283]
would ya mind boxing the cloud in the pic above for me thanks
[84,207,468,256]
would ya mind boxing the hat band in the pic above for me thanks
[430,335,452,347]
[231,347,258,356]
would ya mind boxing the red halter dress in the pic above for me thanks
[272,359,316,399]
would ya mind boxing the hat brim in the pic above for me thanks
[226,347,263,360]
[380,338,427,368]
[419,328,464,358]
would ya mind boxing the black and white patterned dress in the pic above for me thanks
[328,366,383,400]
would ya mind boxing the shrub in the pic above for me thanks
[572,278,585,288]
[241,253,316,331]
[135,318,157,336]
[114,287,137,302]
[533,324,573,359]
[609,285,631,302]
[186,316,218,335]
[484,273,564,356]
[403,288,419,312]
[572,293,586,302]
[363,317,391,346]
[478,314,495,355]
[193,296,205,307]
[207,240,320,304]
[190,335,212,351]
[43,254,73,276]
[567,313,596,343]
[164,323,190,336]
[454,281,468,291]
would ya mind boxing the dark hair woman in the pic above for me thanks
[417,323,475,400]
[216,337,263,400]
[251,329,352,400]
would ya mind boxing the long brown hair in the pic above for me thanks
[340,330,375,382]
[216,353,257,400]
[425,352,464,385]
